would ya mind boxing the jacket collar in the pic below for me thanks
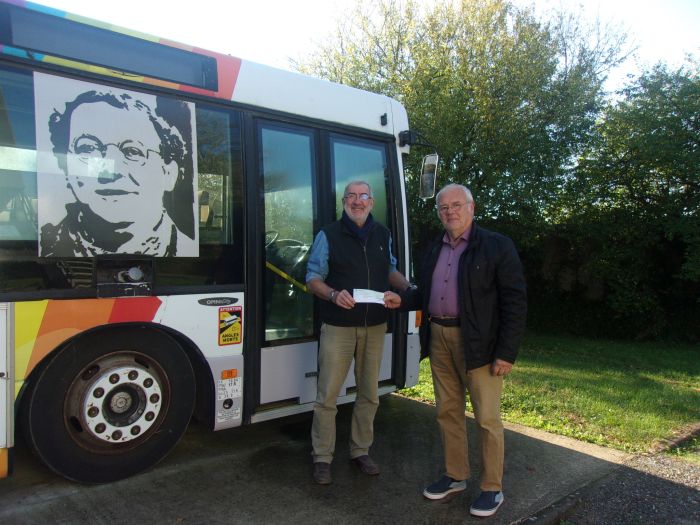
[437,221,480,247]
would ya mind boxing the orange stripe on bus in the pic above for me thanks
[0,448,8,479]
[25,299,115,377]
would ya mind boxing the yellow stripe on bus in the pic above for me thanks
[14,301,48,396]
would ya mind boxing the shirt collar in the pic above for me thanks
[442,224,472,246]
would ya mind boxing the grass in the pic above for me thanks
[399,332,700,456]
[667,435,700,465]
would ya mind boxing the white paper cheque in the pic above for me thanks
[353,289,385,304]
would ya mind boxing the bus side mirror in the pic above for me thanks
[419,154,438,200]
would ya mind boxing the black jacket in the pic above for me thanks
[320,219,391,327]
[401,223,527,370]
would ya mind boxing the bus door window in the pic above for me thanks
[260,123,315,342]
[330,136,390,227]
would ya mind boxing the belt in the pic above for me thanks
[429,316,460,327]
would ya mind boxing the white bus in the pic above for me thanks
[0,0,431,482]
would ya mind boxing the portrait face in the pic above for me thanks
[437,186,475,239]
[342,182,374,227]
[65,101,178,227]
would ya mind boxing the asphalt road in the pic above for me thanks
[0,394,629,524]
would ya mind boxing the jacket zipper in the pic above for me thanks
[362,242,370,326]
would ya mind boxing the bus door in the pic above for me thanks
[258,121,318,410]
[257,120,400,415]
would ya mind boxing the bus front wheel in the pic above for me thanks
[22,327,195,483]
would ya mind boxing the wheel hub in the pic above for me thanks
[82,365,162,443]
[109,390,134,414]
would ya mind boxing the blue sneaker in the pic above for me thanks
[469,491,504,516]
[422,475,467,500]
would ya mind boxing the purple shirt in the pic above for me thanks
[428,227,471,317]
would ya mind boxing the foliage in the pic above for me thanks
[296,0,626,241]
[539,62,700,340]
[399,333,700,454]
[295,0,699,340]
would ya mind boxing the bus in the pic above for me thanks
[0,0,433,483]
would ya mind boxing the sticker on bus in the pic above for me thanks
[218,306,242,345]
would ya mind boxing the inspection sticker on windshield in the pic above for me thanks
[218,306,242,345]
[353,289,385,304]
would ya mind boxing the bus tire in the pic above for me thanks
[22,326,195,483]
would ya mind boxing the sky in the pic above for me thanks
[32,0,700,91]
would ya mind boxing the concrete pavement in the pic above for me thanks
[0,394,629,524]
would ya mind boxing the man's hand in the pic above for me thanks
[383,291,402,309]
[490,358,513,377]
[334,289,355,309]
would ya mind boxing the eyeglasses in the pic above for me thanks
[437,202,467,214]
[70,136,160,166]
[344,192,372,201]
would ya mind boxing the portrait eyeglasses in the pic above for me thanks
[70,136,161,166]
[344,193,372,201]
[437,202,467,214]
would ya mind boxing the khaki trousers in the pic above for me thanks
[311,322,386,464]
[429,322,504,491]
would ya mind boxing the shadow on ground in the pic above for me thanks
[3,394,682,524]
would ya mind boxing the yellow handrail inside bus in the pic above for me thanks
[265,261,309,293]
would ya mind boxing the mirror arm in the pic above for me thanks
[399,130,437,150]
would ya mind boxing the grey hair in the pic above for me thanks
[343,180,373,197]
[436,183,473,203]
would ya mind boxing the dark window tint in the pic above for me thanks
[1,4,217,90]
[0,68,243,295]
[156,106,244,288]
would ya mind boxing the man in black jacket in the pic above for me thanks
[306,181,409,485]
[386,183,526,517]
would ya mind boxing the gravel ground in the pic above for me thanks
[561,454,700,525]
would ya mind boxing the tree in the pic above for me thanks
[293,0,700,341]
[295,0,628,246]
[567,61,700,338]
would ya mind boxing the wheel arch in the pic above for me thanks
[18,321,205,483]
[16,322,214,432]
[150,323,216,429]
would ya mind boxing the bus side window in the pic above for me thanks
[156,106,244,287]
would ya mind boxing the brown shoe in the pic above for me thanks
[351,455,380,475]
[313,462,332,484]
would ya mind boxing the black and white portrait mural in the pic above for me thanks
[35,72,199,257]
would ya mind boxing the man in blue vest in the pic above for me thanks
[306,180,409,485]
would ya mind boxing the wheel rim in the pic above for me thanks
[65,352,170,451]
